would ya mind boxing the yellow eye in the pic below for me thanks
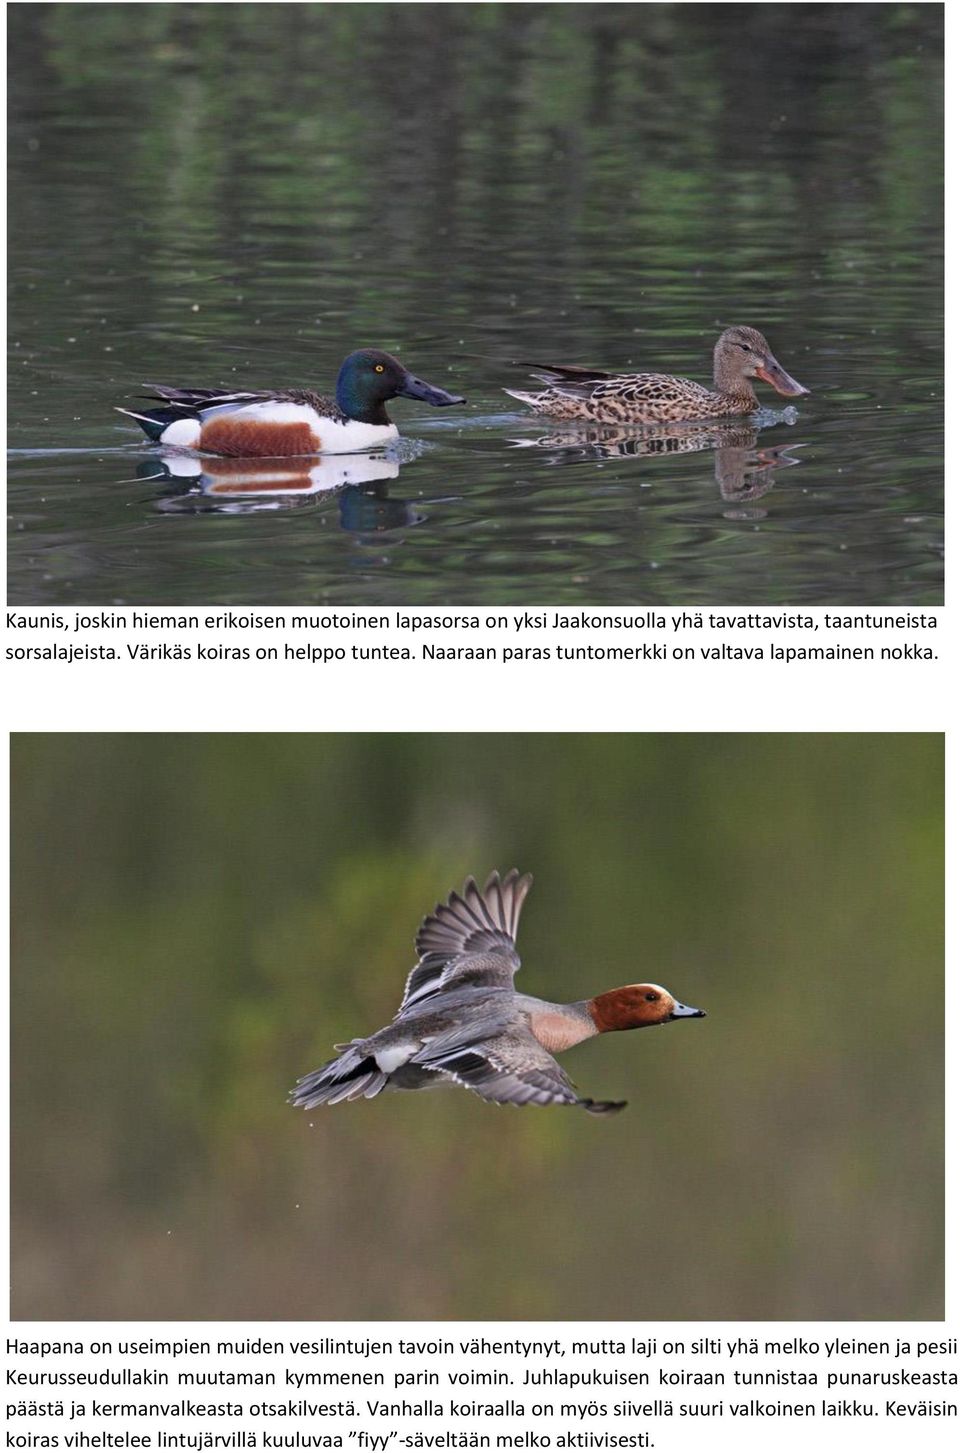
[374,363,385,373]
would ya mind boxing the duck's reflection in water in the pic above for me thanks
[146,451,425,532]
[510,416,803,516]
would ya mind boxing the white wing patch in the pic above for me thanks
[199,400,319,426]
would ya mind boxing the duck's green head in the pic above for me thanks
[336,349,466,425]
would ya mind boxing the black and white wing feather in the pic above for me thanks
[415,1027,624,1115]
[139,384,271,414]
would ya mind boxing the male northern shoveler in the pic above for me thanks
[505,325,808,424]
[290,870,705,1115]
[117,348,465,456]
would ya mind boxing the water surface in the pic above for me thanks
[7,3,943,605]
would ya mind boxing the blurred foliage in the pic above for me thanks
[11,733,943,1319]
[7,2,942,406]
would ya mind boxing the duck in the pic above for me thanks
[289,870,705,1116]
[117,348,466,456]
[504,325,808,424]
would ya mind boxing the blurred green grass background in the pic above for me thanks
[11,733,943,1319]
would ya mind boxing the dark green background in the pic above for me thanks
[11,733,943,1319]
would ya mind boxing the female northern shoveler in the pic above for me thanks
[505,325,808,424]
[290,870,705,1116]
[118,348,465,456]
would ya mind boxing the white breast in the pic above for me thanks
[314,416,400,454]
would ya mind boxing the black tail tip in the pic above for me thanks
[117,406,181,443]
[581,1098,628,1116]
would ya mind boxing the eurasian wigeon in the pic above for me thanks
[290,870,705,1116]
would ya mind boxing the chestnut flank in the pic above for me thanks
[200,419,319,457]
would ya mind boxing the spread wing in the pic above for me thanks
[398,869,533,1012]
[415,1026,625,1115]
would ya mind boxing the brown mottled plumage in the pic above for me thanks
[505,326,808,424]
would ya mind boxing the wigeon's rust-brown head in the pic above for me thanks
[589,982,706,1033]
[714,326,808,399]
